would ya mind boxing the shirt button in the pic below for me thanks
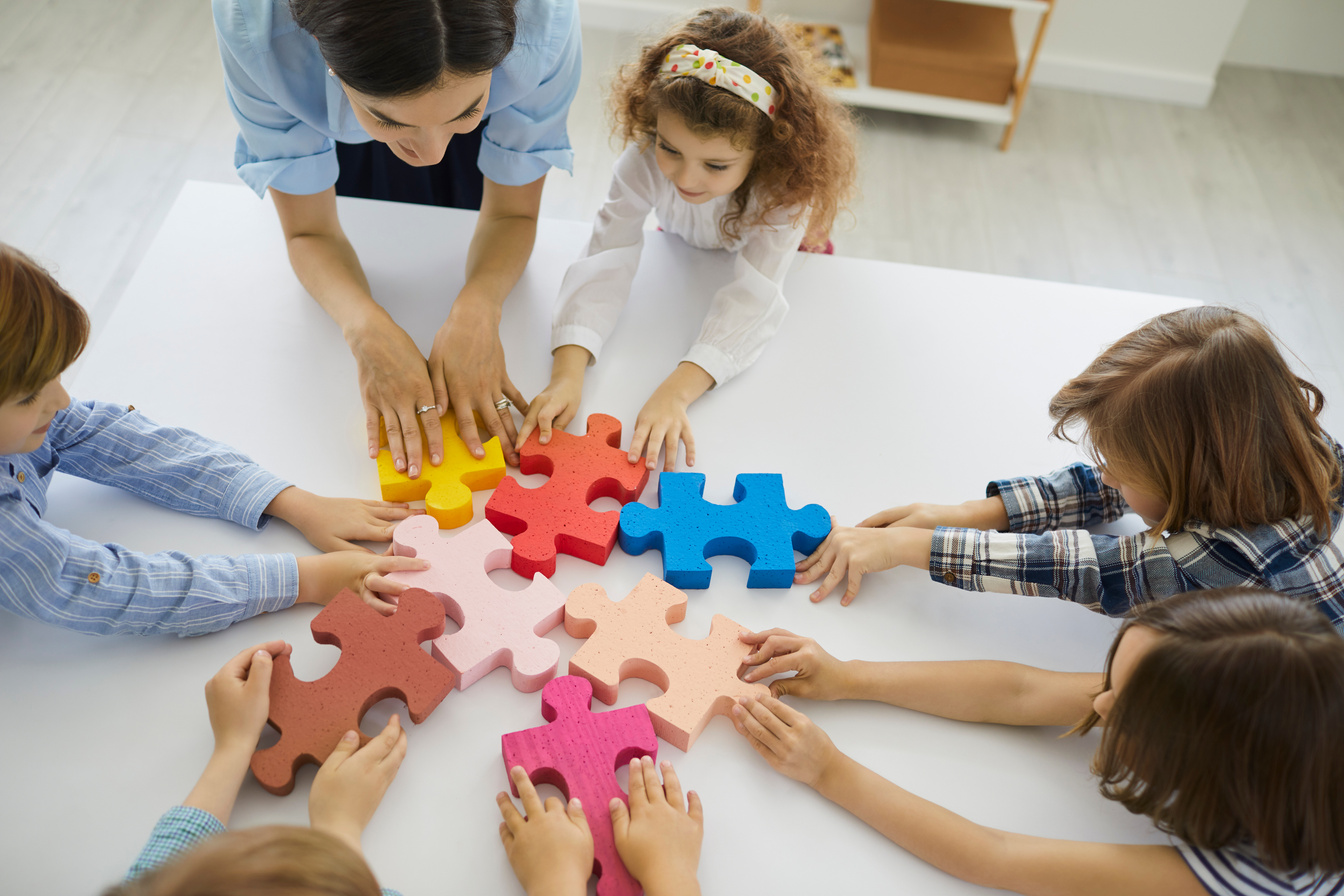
[127,405,135,412]
[87,572,101,584]
[942,571,956,585]
[15,472,24,483]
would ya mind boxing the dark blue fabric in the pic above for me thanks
[335,119,488,210]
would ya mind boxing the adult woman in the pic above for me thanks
[213,0,581,476]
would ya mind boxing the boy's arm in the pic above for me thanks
[992,463,1129,534]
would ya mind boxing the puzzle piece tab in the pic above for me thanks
[250,588,455,796]
[378,412,506,528]
[619,473,831,588]
[565,573,768,751]
[502,675,658,896]
[486,413,649,578]
[389,516,566,692]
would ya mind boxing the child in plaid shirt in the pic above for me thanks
[797,307,1344,627]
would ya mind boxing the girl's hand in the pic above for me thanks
[610,757,703,896]
[516,347,590,448]
[794,521,908,606]
[731,695,839,789]
[266,488,419,552]
[309,715,407,856]
[296,550,429,615]
[860,498,1009,532]
[739,629,849,700]
[349,312,443,480]
[204,640,291,754]
[497,766,594,896]
[628,362,714,472]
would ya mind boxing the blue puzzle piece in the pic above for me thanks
[618,473,831,589]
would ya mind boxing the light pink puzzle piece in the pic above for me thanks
[390,516,566,692]
[565,573,769,751]
[502,675,658,896]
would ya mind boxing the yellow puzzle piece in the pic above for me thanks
[377,414,506,528]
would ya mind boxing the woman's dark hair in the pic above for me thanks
[1076,587,1344,874]
[291,0,517,97]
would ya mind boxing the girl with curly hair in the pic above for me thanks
[520,7,857,471]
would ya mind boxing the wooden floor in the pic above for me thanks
[2,0,1342,431]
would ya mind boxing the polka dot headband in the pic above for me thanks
[659,44,777,119]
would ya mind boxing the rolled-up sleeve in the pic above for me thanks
[989,463,1129,534]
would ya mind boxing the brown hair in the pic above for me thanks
[0,243,89,404]
[1049,306,1341,535]
[102,826,382,896]
[611,7,857,246]
[1076,588,1344,874]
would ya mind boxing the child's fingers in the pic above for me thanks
[566,797,590,835]
[357,587,399,617]
[643,424,666,471]
[839,570,864,607]
[741,630,802,665]
[809,556,846,603]
[639,756,666,806]
[683,427,696,468]
[323,730,361,770]
[497,792,525,833]
[740,696,790,740]
[858,506,904,528]
[659,760,685,810]
[609,797,630,844]
[243,649,273,696]
[554,405,577,434]
[742,653,802,683]
[627,423,650,465]
[661,429,678,472]
[761,695,810,727]
[374,554,430,574]
[627,756,650,807]
[687,790,704,825]
[366,714,402,763]
[498,819,515,849]
[731,704,780,758]
[511,766,545,818]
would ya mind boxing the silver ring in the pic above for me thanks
[416,405,436,415]
[494,398,513,412]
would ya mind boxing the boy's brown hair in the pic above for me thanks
[0,243,89,403]
[1049,306,1341,535]
[611,7,857,247]
[1076,588,1344,874]
[103,826,382,896]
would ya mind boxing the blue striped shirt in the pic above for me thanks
[0,399,299,636]
[1177,842,1344,896]
[927,436,1344,627]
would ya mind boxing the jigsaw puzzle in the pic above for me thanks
[378,412,506,528]
[565,573,768,751]
[250,588,455,796]
[485,413,649,578]
[619,472,831,588]
[501,675,658,896]
[389,516,566,692]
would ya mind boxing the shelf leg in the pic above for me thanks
[1000,0,1056,151]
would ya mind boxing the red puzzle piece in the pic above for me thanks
[485,413,649,578]
[250,588,456,796]
[502,675,658,896]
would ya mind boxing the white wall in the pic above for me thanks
[1224,0,1344,77]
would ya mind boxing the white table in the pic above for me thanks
[1,181,1198,895]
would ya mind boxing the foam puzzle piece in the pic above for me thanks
[485,413,649,578]
[565,573,768,751]
[250,588,455,796]
[501,675,658,896]
[378,412,506,528]
[619,472,831,588]
[388,515,566,692]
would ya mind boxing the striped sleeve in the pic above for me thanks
[126,807,227,880]
[989,463,1129,534]
[1176,842,1344,896]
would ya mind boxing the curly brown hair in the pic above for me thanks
[611,7,857,246]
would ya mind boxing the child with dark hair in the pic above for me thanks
[733,588,1344,894]
[519,6,858,471]
[0,243,426,635]
[798,306,1344,626]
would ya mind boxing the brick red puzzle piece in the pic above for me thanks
[250,588,456,796]
[485,413,649,577]
[502,675,658,896]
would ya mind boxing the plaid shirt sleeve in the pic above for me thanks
[929,527,1188,617]
[989,463,1129,534]
[125,806,227,880]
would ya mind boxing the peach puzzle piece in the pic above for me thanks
[388,515,566,692]
[485,413,649,578]
[378,412,505,528]
[502,675,658,896]
[250,588,455,796]
[565,573,769,751]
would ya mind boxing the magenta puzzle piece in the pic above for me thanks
[501,675,658,896]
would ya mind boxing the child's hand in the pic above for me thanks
[309,715,407,856]
[629,363,714,472]
[204,640,291,754]
[496,766,594,896]
[517,365,585,449]
[794,521,905,605]
[860,497,1009,532]
[739,629,848,700]
[296,549,429,615]
[610,757,703,896]
[731,695,839,789]
[266,487,420,552]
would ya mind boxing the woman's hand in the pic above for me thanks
[428,298,527,466]
[497,766,594,896]
[739,629,850,700]
[309,715,408,856]
[348,312,443,481]
[266,488,419,552]
[296,549,429,615]
[731,695,840,789]
[610,757,703,896]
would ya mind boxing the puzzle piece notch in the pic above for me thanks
[486,413,649,578]
[565,574,769,751]
[502,675,657,896]
[250,588,456,796]
[619,472,831,589]
[377,412,506,529]
[389,516,566,692]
